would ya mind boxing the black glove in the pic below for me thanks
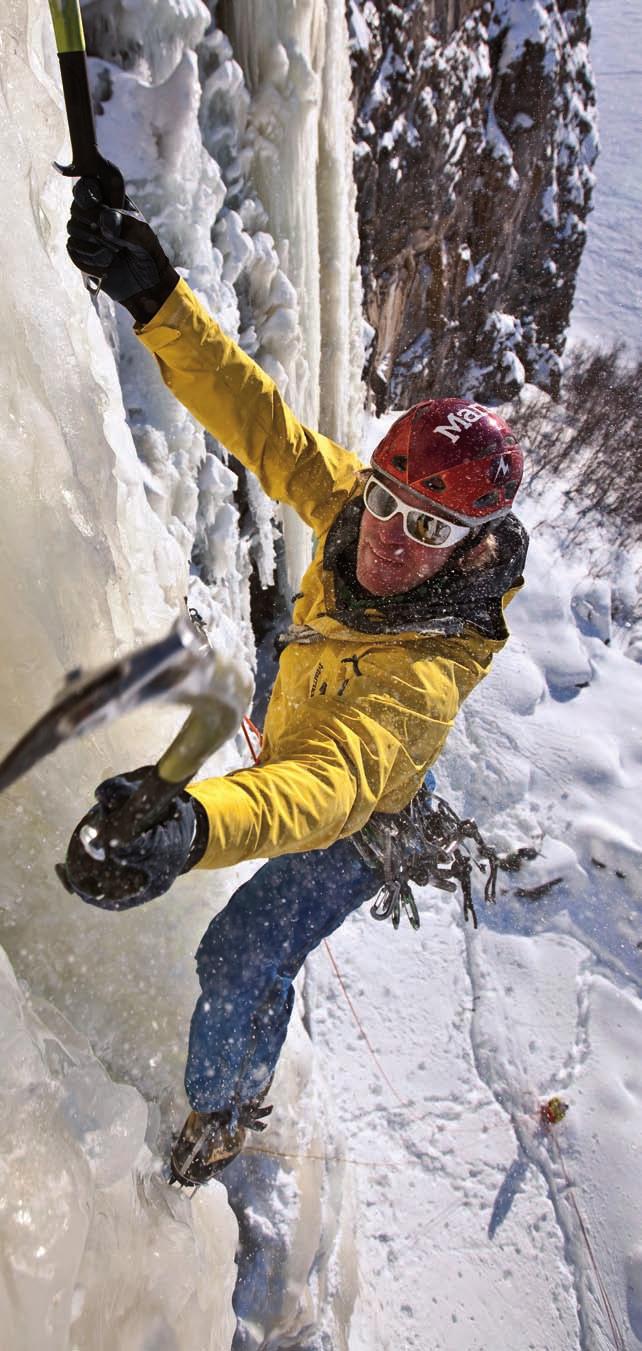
[61,768,208,910]
[66,178,179,321]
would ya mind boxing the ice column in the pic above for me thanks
[219,0,365,578]
[317,0,365,449]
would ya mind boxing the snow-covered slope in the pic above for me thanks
[571,0,642,349]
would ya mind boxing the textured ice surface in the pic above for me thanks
[0,943,238,1350]
[82,0,211,85]
[216,0,365,587]
[0,5,242,1344]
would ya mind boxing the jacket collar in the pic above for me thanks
[321,495,529,641]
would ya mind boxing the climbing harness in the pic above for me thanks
[352,781,537,931]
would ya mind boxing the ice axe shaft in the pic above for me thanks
[48,0,125,208]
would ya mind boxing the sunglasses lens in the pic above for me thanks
[365,475,469,547]
[407,511,452,546]
[364,480,398,519]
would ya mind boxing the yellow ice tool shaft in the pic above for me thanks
[48,0,85,54]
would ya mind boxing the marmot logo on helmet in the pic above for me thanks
[434,404,487,443]
[490,455,511,483]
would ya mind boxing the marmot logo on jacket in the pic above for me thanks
[310,649,374,699]
[310,662,326,697]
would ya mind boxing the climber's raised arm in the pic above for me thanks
[66,179,361,534]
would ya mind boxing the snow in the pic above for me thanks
[485,102,519,188]
[348,1,371,56]
[0,0,640,1346]
[490,0,553,67]
[570,0,642,350]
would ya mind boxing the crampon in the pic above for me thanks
[169,1095,273,1190]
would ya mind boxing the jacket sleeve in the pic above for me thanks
[185,653,461,870]
[186,702,402,869]
[135,278,362,534]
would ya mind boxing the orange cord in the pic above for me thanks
[322,938,436,1126]
[241,715,263,763]
[548,1132,626,1350]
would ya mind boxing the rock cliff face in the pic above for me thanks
[348,0,597,409]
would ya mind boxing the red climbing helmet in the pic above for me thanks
[370,399,523,526]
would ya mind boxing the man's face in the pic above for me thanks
[355,478,459,597]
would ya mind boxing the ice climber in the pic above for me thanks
[64,182,528,1186]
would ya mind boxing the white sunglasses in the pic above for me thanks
[363,477,470,549]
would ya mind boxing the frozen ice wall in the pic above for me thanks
[0,946,238,1351]
[0,0,249,1342]
[0,0,365,1344]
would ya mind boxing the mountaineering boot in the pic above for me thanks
[170,1086,273,1187]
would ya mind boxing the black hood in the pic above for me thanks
[321,497,529,641]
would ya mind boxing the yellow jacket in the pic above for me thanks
[136,280,526,869]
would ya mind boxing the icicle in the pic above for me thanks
[219,0,365,585]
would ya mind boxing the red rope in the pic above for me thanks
[323,938,407,1106]
[548,1132,625,1350]
[241,715,263,763]
[322,937,435,1126]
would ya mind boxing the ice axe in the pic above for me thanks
[48,0,125,210]
[0,615,252,890]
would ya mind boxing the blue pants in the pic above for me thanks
[185,836,380,1112]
